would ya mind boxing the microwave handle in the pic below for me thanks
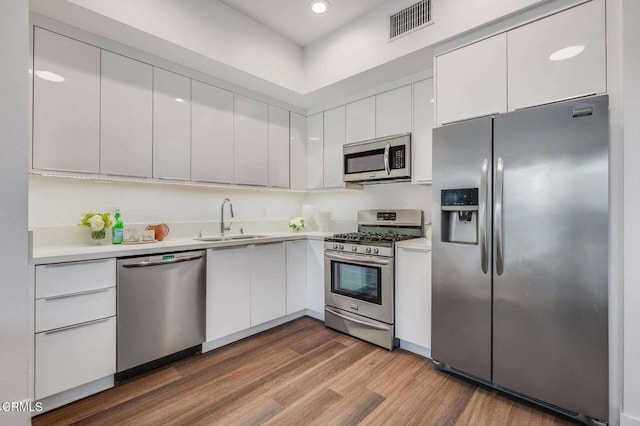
[384,144,391,175]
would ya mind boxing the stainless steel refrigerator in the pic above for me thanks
[431,95,609,423]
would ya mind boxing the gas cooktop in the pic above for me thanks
[326,232,417,246]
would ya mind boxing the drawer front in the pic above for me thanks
[35,316,116,400]
[36,258,116,298]
[35,287,116,333]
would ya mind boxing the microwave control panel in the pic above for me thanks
[390,146,405,169]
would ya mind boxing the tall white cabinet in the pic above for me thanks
[376,85,412,137]
[307,113,324,190]
[234,95,269,186]
[412,79,434,183]
[100,51,153,177]
[191,81,234,184]
[153,68,191,180]
[33,28,100,173]
[290,112,308,190]
[268,105,290,188]
[323,106,346,188]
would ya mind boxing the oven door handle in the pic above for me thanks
[324,252,391,266]
[325,307,391,331]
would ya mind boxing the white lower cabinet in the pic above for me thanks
[35,317,116,400]
[206,247,251,342]
[34,259,117,400]
[395,246,432,351]
[306,240,325,315]
[250,243,286,326]
[286,240,307,314]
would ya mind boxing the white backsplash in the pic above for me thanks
[29,175,431,247]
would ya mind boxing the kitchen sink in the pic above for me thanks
[194,234,266,242]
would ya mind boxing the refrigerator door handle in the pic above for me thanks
[479,158,489,274]
[495,157,505,275]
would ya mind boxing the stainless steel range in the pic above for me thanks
[324,209,423,350]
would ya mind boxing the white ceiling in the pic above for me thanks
[219,0,389,47]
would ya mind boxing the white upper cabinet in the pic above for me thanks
[507,0,606,110]
[307,113,324,190]
[436,33,507,125]
[33,28,100,173]
[191,80,234,184]
[100,51,153,177]
[346,96,375,143]
[153,68,191,180]
[290,112,308,190]
[268,105,290,188]
[234,95,269,186]
[376,85,412,137]
[250,243,286,326]
[412,79,434,183]
[323,106,346,188]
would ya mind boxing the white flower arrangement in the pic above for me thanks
[289,216,306,232]
[78,211,113,240]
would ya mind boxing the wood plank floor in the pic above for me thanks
[33,317,577,425]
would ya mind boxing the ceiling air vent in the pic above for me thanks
[389,0,432,40]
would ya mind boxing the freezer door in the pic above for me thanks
[492,95,609,421]
[432,117,493,381]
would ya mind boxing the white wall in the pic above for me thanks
[0,0,30,424]
[623,0,640,423]
[29,175,307,228]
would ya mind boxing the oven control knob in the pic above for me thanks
[333,243,338,250]
[366,247,372,254]
[373,248,379,255]
[351,246,357,252]
[339,244,345,250]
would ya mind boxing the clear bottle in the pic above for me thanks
[112,209,124,244]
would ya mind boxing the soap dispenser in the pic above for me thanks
[112,209,124,244]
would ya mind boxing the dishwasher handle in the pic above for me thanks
[121,254,203,268]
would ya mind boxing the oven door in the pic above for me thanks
[324,250,394,324]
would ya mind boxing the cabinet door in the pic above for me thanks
[290,112,307,190]
[412,79,434,183]
[191,80,234,183]
[323,106,346,188]
[268,105,290,188]
[234,95,269,186]
[306,240,325,315]
[33,28,100,173]
[507,0,606,110]
[436,33,507,125]
[206,248,251,341]
[286,240,307,314]
[307,113,324,190]
[346,97,375,143]
[376,85,412,137]
[250,243,286,326]
[153,68,191,180]
[100,51,153,177]
[395,247,431,349]
[35,316,116,399]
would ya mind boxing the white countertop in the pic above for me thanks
[32,231,333,265]
[395,237,432,251]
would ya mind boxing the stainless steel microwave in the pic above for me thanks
[343,133,411,184]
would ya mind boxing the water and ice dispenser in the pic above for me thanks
[441,188,478,244]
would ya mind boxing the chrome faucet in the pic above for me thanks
[220,198,234,235]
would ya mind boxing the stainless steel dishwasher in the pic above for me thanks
[116,251,205,374]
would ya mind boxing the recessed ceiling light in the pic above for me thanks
[310,0,329,14]
[549,45,585,61]
[175,98,185,103]
[35,70,64,82]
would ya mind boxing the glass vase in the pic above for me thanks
[91,229,106,245]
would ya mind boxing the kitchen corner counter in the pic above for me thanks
[32,231,334,265]
[395,238,432,251]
